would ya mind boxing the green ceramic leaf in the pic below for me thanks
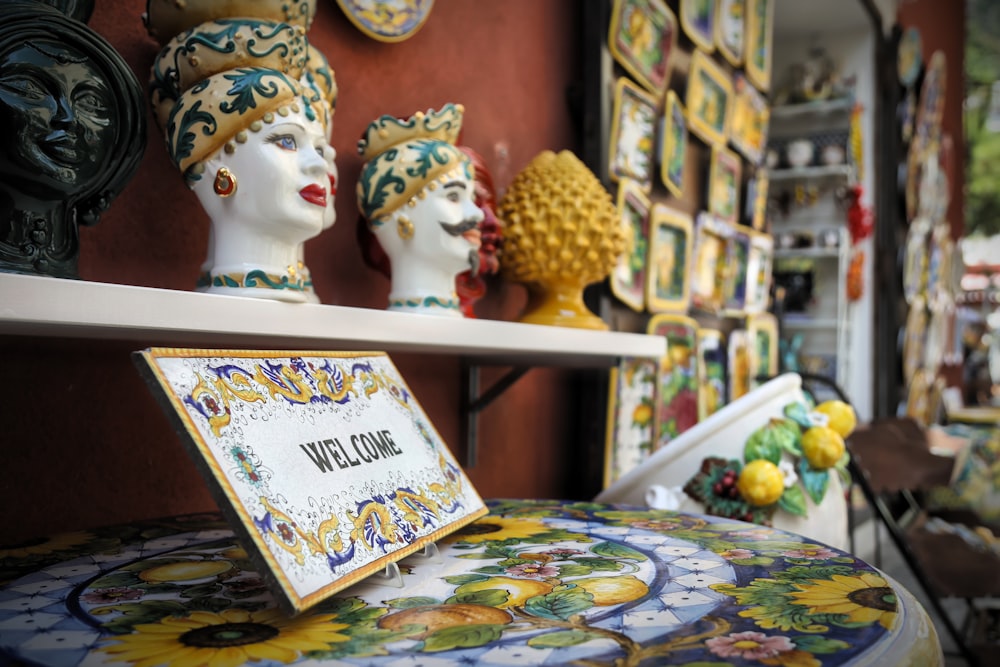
[527,630,598,648]
[421,623,505,652]
[798,459,830,505]
[443,573,490,585]
[744,418,796,463]
[793,635,851,654]
[385,596,439,609]
[783,401,814,429]
[447,588,510,607]
[523,587,594,620]
[778,484,808,517]
[554,564,593,577]
[591,541,648,561]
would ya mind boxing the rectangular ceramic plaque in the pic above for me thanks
[133,348,488,615]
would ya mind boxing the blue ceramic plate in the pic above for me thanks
[336,0,434,43]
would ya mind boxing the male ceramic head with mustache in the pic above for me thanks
[356,104,484,317]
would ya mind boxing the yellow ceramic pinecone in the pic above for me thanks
[497,150,625,285]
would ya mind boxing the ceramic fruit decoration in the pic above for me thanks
[684,398,856,525]
[497,150,627,330]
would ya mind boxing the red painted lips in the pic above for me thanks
[299,184,327,207]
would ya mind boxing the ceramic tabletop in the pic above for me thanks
[0,499,941,666]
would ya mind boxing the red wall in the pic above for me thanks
[3,1,582,541]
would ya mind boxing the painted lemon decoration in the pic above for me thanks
[571,575,649,606]
[377,604,511,638]
[815,400,857,438]
[138,560,232,583]
[802,425,846,469]
[736,459,784,506]
[453,576,555,608]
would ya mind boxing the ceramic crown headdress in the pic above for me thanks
[150,15,328,180]
[356,103,471,224]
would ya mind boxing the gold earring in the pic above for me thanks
[214,167,237,197]
[397,215,414,240]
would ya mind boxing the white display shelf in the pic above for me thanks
[775,246,842,259]
[781,316,839,330]
[770,98,854,120]
[769,165,854,182]
[0,273,664,367]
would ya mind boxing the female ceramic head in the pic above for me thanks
[153,18,333,301]
[0,1,145,278]
[356,104,484,316]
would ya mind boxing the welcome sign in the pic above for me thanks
[134,348,487,615]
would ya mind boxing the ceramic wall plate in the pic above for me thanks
[336,0,434,43]
[902,295,928,386]
[904,139,926,223]
[610,179,653,312]
[715,0,745,66]
[696,327,727,420]
[727,327,751,401]
[916,147,949,224]
[915,50,946,146]
[680,0,716,52]
[722,225,751,314]
[709,145,742,224]
[660,90,688,198]
[646,203,693,312]
[905,368,933,427]
[924,304,950,375]
[743,228,773,314]
[609,76,658,190]
[604,355,659,487]
[647,314,700,447]
[744,0,774,92]
[730,74,769,164]
[898,26,923,88]
[690,212,730,313]
[608,0,678,96]
[899,88,917,146]
[903,222,930,304]
[686,49,733,147]
[747,312,779,386]
[749,168,769,230]
[928,227,954,312]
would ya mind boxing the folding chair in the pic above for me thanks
[793,372,1000,665]
[848,416,1000,666]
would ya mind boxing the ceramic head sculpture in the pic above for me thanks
[0,0,145,278]
[455,145,502,318]
[152,17,334,302]
[143,0,316,45]
[497,150,626,330]
[296,43,338,302]
[356,104,484,316]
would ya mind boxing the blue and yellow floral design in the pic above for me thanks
[0,500,938,666]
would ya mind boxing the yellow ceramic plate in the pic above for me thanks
[646,204,694,313]
[336,0,434,43]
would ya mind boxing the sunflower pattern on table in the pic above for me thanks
[0,500,939,666]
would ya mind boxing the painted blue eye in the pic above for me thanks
[268,134,297,151]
